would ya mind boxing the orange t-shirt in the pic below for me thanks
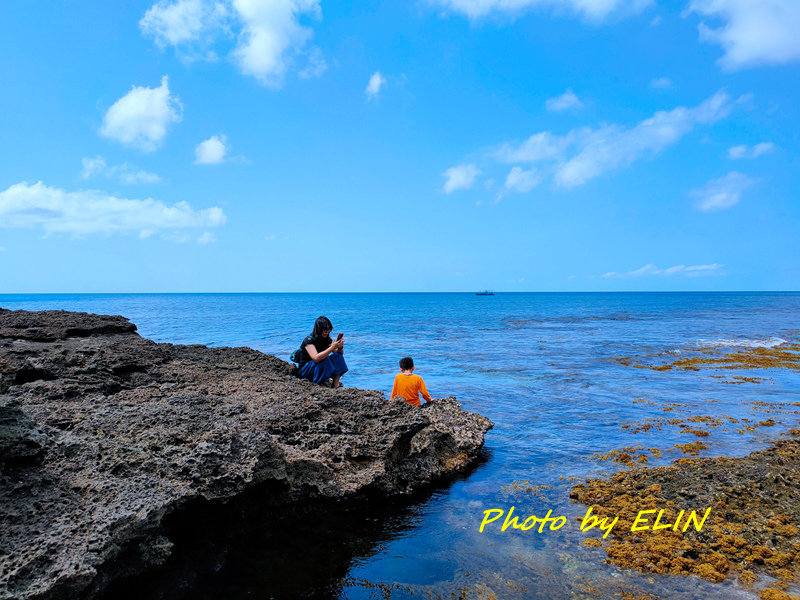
[390,373,432,407]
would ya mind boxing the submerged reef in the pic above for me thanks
[571,433,800,594]
[0,308,493,600]
[585,336,800,598]
[621,339,800,373]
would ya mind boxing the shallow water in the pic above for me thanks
[3,292,800,599]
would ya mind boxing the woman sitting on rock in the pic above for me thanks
[296,316,348,388]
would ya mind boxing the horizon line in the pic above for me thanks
[2,290,799,295]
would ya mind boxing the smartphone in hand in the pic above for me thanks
[337,333,343,341]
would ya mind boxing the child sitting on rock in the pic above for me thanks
[390,357,432,406]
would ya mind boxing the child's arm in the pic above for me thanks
[390,375,399,399]
[418,377,432,403]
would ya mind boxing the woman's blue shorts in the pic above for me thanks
[298,352,348,384]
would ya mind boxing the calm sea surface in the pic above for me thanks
[2,293,799,599]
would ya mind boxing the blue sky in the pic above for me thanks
[0,0,798,292]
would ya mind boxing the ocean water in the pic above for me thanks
[3,292,800,599]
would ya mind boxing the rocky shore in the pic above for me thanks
[571,434,800,597]
[0,308,493,600]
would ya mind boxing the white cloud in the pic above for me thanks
[100,76,183,152]
[690,171,758,212]
[194,135,229,164]
[687,0,800,71]
[0,181,226,236]
[555,91,732,187]
[298,47,327,79]
[495,90,733,188]
[197,231,216,244]
[727,142,775,160]
[496,131,572,163]
[231,0,321,87]
[727,145,746,159]
[442,164,481,193]
[140,0,228,48]
[119,170,163,185]
[604,263,724,278]
[365,71,387,101]
[650,77,673,89]
[650,15,661,25]
[502,166,540,196]
[140,0,321,86]
[264,234,276,241]
[81,156,108,179]
[683,264,724,274]
[546,88,584,112]
[81,156,162,184]
[431,0,652,22]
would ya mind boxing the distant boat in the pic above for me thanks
[475,290,495,296]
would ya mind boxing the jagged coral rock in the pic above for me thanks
[0,308,492,600]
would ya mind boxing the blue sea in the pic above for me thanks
[2,292,799,599]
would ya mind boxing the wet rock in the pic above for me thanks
[571,434,800,586]
[0,308,493,600]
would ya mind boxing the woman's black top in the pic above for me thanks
[300,335,331,366]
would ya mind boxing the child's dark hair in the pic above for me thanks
[399,357,414,370]
[312,316,333,340]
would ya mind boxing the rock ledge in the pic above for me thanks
[0,308,493,600]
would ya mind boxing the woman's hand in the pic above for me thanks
[330,337,344,353]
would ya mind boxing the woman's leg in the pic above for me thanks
[299,357,336,384]
[329,353,348,387]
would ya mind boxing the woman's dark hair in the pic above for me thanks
[312,316,333,340]
[399,357,414,370]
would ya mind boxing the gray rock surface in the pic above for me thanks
[0,308,493,600]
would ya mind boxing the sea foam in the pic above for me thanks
[697,337,788,349]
